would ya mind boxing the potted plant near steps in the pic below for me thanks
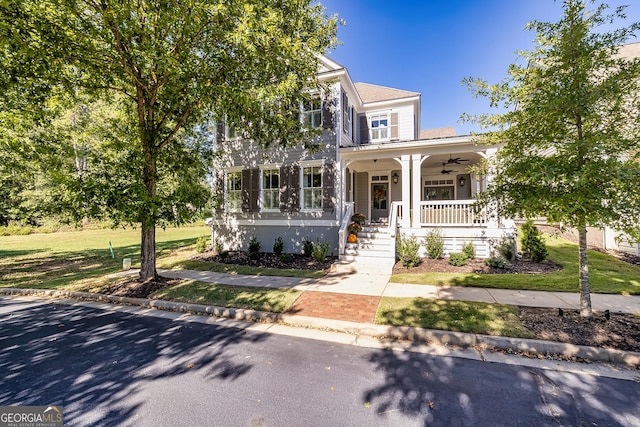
[347,222,362,243]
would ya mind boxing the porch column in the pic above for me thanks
[401,155,411,228]
[411,154,423,228]
[339,159,346,222]
[485,148,499,227]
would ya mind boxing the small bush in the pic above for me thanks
[351,213,366,225]
[497,237,514,261]
[280,253,293,263]
[195,235,209,253]
[423,228,444,259]
[273,237,284,256]
[302,239,314,257]
[248,236,261,260]
[448,252,469,267]
[520,220,548,262]
[398,233,421,268]
[461,241,476,260]
[485,256,508,269]
[312,240,330,263]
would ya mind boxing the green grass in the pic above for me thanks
[376,297,533,338]
[0,226,211,290]
[390,235,640,295]
[151,280,301,312]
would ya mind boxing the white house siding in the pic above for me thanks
[354,172,369,216]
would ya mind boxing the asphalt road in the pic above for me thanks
[1,296,638,427]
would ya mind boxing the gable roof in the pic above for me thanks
[419,127,457,140]
[354,82,420,104]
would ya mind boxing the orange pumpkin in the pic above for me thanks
[347,233,358,243]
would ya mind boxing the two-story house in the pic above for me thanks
[209,56,515,270]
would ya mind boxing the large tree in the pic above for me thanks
[464,0,640,317]
[3,0,338,281]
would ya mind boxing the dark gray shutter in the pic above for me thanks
[322,161,335,212]
[342,92,349,134]
[249,168,260,212]
[213,172,224,212]
[241,169,251,212]
[322,96,334,130]
[359,115,369,144]
[390,112,398,139]
[216,121,225,143]
[290,165,300,212]
[279,165,290,213]
[279,165,300,213]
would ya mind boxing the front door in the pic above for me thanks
[371,182,389,223]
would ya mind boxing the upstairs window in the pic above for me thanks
[369,113,389,141]
[226,125,241,140]
[261,168,280,211]
[225,171,242,212]
[302,166,322,210]
[303,98,322,129]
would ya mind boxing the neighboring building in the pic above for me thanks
[209,56,515,270]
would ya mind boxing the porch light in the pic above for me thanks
[458,176,466,187]
[392,172,399,184]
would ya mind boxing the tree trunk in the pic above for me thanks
[578,226,592,317]
[139,134,158,282]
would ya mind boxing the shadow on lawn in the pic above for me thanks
[0,299,267,425]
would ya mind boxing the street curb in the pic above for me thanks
[2,287,638,368]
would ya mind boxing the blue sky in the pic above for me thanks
[319,0,640,135]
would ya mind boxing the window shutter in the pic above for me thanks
[213,172,224,212]
[342,92,349,134]
[322,161,335,212]
[322,97,334,130]
[359,115,369,144]
[241,169,250,212]
[391,113,398,139]
[249,168,260,212]
[216,121,225,143]
[279,165,300,213]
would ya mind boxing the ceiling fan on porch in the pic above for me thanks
[447,154,469,164]
[438,163,457,174]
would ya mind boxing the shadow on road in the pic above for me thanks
[0,298,267,425]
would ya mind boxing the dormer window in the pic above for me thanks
[369,113,389,141]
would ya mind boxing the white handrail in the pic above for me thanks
[418,200,486,226]
[388,201,402,237]
[338,202,354,255]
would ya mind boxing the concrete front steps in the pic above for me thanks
[335,225,396,275]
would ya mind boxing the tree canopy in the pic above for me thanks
[2,0,338,280]
[464,0,640,316]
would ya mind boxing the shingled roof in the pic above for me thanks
[419,127,457,140]
[618,41,640,60]
[354,82,420,103]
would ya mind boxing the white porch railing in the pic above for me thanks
[388,201,402,237]
[338,202,354,256]
[419,200,487,226]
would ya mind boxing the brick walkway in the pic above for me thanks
[285,291,381,323]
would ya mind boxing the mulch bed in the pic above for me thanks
[392,257,561,275]
[194,251,337,271]
[102,276,179,299]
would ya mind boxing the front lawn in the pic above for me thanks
[376,297,533,338]
[390,235,640,295]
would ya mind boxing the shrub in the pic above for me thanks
[520,220,548,262]
[351,213,366,225]
[273,237,284,256]
[347,222,362,235]
[280,253,293,263]
[485,256,508,269]
[448,252,469,267]
[312,240,330,263]
[397,233,421,268]
[423,228,444,259]
[461,241,476,260]
[248,236,261,260]
[302,239,314,257]
[496,237,515,261]
[195,235,209,253]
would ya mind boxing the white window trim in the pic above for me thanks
[224,167,243,213]
[300,161,324,212]
[367,111,391,142]
[260,164,281,212]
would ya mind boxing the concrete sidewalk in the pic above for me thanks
[157,268,640,314]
